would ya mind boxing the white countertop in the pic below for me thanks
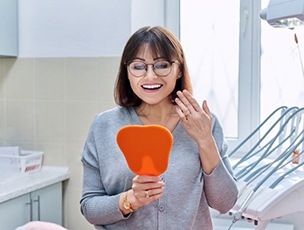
[0,166,70,203]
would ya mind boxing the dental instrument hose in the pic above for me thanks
[228,106,287,158]
[232,107,298,171]
[227,190,255,230]
[228,129,304,229]
[228,108,304,229]
[237,130,295,182]
[270,159,304,189]
[244,130,303,185]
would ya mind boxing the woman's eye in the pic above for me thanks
[155,62,169,69]
[133,63,146,70]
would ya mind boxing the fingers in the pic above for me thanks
[175,91,192,121]
[132,175,165,201]
[133,175,161,183]
[175,105,189,121]
[182,90,202,112]
[175,90,203,121]
[175,90,201,115]
[143,186,164,198]
[202,100,211,117]
[126,175,165,211]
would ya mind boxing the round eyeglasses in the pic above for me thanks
[127,60,177,78]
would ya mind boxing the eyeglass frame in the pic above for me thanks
[126,60,179,78]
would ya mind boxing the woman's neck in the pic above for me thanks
[136,102,179,129]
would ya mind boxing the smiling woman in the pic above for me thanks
[80,26,238,230]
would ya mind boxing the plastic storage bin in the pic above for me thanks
[0,147,43,173]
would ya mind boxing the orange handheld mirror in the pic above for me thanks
[116,125,173,176]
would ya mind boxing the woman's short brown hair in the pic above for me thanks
[114,26,192,107]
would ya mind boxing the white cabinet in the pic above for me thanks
[0,182,63,230]
[0,0,18,57]
[0,193,29,229]
[30,183,62,224]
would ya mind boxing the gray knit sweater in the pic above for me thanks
[80,107,238,230]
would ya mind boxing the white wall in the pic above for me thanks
[18,0,132,57]
[17,0,173,57]
[131,0,165,33]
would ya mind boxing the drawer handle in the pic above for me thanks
[26,199,33,221]
[34,195,41,221]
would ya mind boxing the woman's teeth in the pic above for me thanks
[142,84,162,90]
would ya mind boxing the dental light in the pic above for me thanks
[260,0,304,29]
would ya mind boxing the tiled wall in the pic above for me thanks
[0,57,120,230]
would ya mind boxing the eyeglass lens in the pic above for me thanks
[128,60,173,77]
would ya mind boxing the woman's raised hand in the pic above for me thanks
[175,90,213,145]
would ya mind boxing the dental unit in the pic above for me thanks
[224,1,304,228]
[227,106,304,229]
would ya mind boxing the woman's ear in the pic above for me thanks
[177,70,182,79]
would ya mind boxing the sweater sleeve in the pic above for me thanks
[80,118,128,226]
[203,114,238,213]
[203,161,238,213]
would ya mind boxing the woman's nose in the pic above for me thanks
[145,64,157,79]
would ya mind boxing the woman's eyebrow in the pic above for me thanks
[132,56,166,62]
[132,57,145,61]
